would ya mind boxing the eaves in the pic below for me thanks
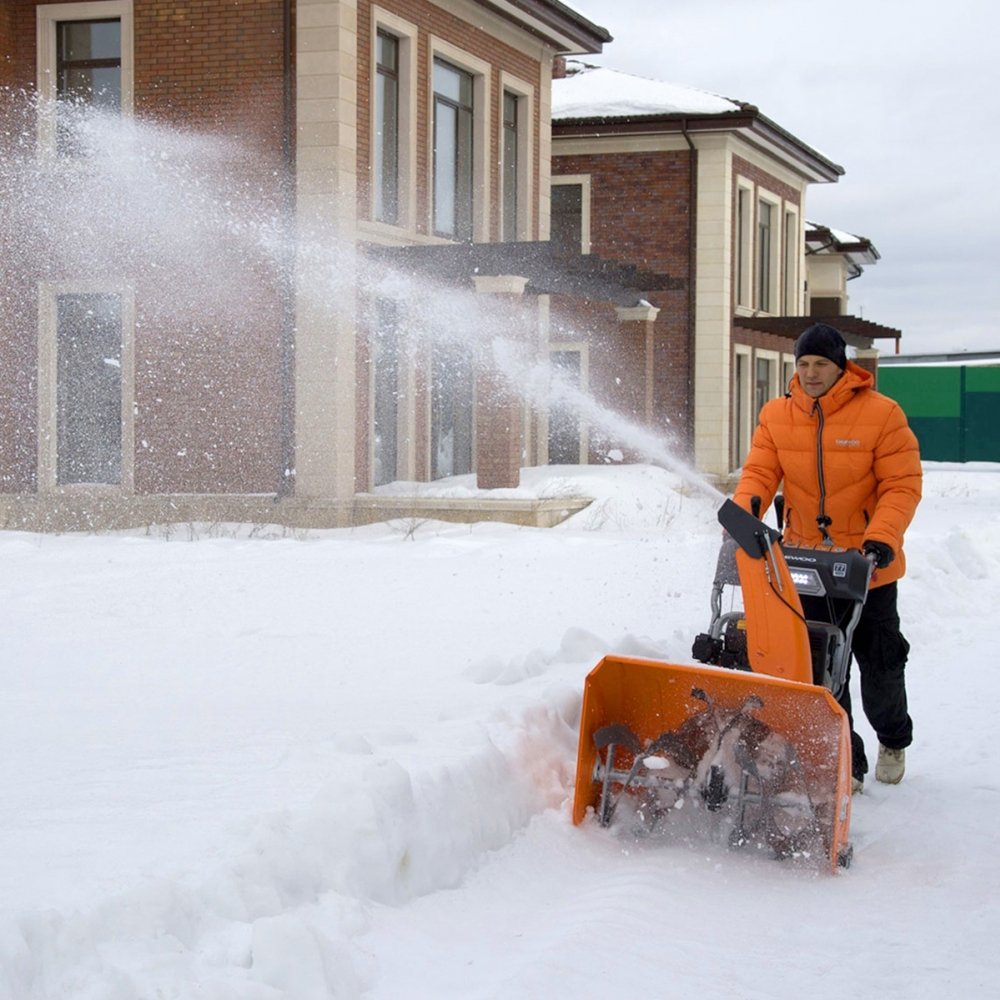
[474,0,612,53]
[553,108,844,184]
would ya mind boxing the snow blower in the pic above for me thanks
[572,498,873,870]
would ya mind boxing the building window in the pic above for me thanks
[782,358,795,393]
[757,200,772,312]
[754,355,774,422]
[371,299,401,487]
[551,181,584,255]
[37,2,134,153]
[57,18,121,107]
[433,59,474,241]
[733,348,752,468]
[735,184,752,308]
[783,209,799,314]
[55,292,123,485]
[547,348,585,463]
[374,30,400,225]
[430,342,474,479]
[501,90,519,240]
[55,18,121,152]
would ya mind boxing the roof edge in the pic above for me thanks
[479,0,612,53]
[553,107,843,182]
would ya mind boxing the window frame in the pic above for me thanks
[756,191,781,314]
[550,174,591,255]
[734,179,753,310]
[544,341,589,464]
[754,349,780,417]
[428,38,490,243]
[732,345,753,469]
[36,1,134,154]
[369,8,417,232]
[499,72,534,242]
[782,205,801,315]
[373,29,400,226]
[37,280,135,493]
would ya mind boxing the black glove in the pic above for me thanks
[863,540,894,569]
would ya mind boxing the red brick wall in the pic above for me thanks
[0,1,289,496]
[0,3,14,86]
[552,149,694,457]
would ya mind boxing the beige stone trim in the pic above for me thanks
[550,173,591,254]
[692,141,734,477]
[37,279,136,494]
[615,304,659,324]
[294,0,359,501]
[35,1,135,152]
[499,70,536,241]
[369,6,419,234]
[473,275,529,295]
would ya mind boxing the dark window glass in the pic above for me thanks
[755,356,771,420]
[56,293,123,486]
[56,19,122,154]
[372,299,401,487]
[502,91,519,240]
[550,183,583,256]
[433,59,474,240]
[431,341,473,479]
[57,19,121,107]
[374,31,400,225]
[548,350,582,464]
[737,188,749,305]
[757,200,772,312]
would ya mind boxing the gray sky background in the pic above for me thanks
[571,0,998,356]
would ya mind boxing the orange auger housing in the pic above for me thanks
[571,500,856,871]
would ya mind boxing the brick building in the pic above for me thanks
[2,0,679,530]
[551,61,901,480]
[0,3,898,531]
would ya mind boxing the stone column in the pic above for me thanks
[293,0,358,517]
[614,303,660,432]
[473,275,529,490]
[854,345,880,387]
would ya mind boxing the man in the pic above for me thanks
[733,323,922,792]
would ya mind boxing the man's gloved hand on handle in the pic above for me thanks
[862,540,894,569]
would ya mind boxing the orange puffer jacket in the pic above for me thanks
[733,361,922,587]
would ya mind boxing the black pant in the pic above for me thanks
[803,583,913,780]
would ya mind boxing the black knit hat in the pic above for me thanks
[794,323,847,369]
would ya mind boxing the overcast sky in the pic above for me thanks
[570,0,998,357]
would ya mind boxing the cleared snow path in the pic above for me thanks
[2,466,999,998]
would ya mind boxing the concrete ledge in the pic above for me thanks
[352,494,592,528]
[0,492,591,533]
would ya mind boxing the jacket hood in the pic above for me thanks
[790,359,873,414]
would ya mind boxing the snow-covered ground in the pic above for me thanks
[2,462,998,999]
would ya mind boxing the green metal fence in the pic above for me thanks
[877,365,1000,462]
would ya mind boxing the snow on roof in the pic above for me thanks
[805,220,870,247]
[552,62,743,120]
